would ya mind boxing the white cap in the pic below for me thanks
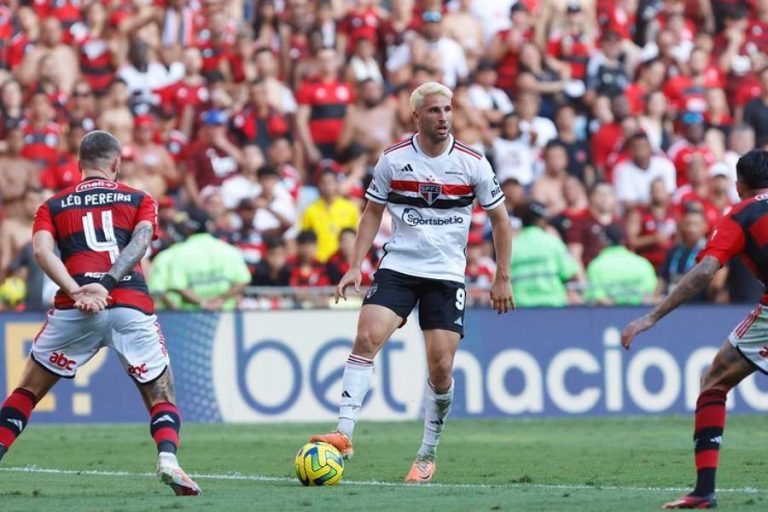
[709,162,731,178]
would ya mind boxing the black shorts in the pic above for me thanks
[363,268,466,336]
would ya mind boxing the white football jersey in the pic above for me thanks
[366,134,505,283]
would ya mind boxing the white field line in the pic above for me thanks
[0,466,765,494]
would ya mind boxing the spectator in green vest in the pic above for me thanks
[148,242,184,310]
[585,225,658,305]
[165,209,252,311]
[510,201,580,307]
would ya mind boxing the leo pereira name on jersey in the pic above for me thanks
[366,134,504,284]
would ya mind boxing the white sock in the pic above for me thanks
[337,354,374,439]
[158,451,179,467]
[417,379,454,460]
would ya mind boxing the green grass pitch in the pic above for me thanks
[1,417,766,511]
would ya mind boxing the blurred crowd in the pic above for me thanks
[1,0,768,311]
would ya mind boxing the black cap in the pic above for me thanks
[257,165,280,179]
[510,2,528,13]
[183,208,211,234]
[601,28,622,42]
[515,201,548,227]
[476,58,498,71]
[567,2,582,13]
[236,198,257,210]
[297,229,318,244]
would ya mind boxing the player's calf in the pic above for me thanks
[0,388,37,461]
[150,402,181,454]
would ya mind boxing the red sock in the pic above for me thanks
[0,388,37,454]
[149,402,181,454]
[692,389,726,497]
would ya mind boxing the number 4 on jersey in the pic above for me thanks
[82,211,120,263]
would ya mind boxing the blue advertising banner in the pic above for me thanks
[1,306,766,423]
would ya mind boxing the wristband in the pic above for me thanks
[99,274,119,292]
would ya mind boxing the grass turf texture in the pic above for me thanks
[0,417,766,511]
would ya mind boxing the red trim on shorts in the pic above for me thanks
[735,305,762,338]
[33,309,54,343]
[154,321,168,357]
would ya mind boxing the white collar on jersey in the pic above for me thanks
[412,133,455,159]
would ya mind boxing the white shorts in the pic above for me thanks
[728,304,768,374]
[31,308,169,383]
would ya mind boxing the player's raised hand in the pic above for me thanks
[620,315,656,350]
[489,278,515,314]
[335,268,362,303]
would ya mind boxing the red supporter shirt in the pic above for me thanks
[288,260,331,287]
[225,52,247,83]
[21,122,62,169]
[672,187,722,231]
[635,206,677,271]
[547,33,593,80]
[231,106,290,150]
[326,250,376,285]
[494,28,534,95]
[746,19,768,53]
[591,122,623,172]
[466,259,496,288]
[41,152,80,192]
[32,177,159,314]
[565,210,623,267]
[158,130,188,163]
[52,0,84,44]
[155,81,210,120]
[7,33,35,70]
[697,193,768,303]
[79,36,115,94]
[185,140,239,189]
[0,6,13,69]
[662,72,723,113]
[296,79,354,145]
[337,7,382,53]
[668,144,716,186]
[624,83,649,115]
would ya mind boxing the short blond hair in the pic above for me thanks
[409,81,453,110]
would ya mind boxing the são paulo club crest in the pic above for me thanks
[419,183,442,205]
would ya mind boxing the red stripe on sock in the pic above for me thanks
[3,389,36,415]
[695,390,726,430]
[152,426,179,446]
[0,427,17,448]
[150,402,181,418]
[695,450,720,470]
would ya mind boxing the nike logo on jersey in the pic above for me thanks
[152,414,176,425]
[6,418,23,431]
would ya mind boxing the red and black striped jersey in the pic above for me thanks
[21,122,62,169]
[698,193,768,304]
[78,36,115,94]
[32,177,159,314]
[296,79,354,145]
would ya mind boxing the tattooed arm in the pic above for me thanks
[621,256,722,349]
[74,221,154,312]
[104,220,154,283]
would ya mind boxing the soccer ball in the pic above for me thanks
[0,277,26,307]
[295,442,344,486]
